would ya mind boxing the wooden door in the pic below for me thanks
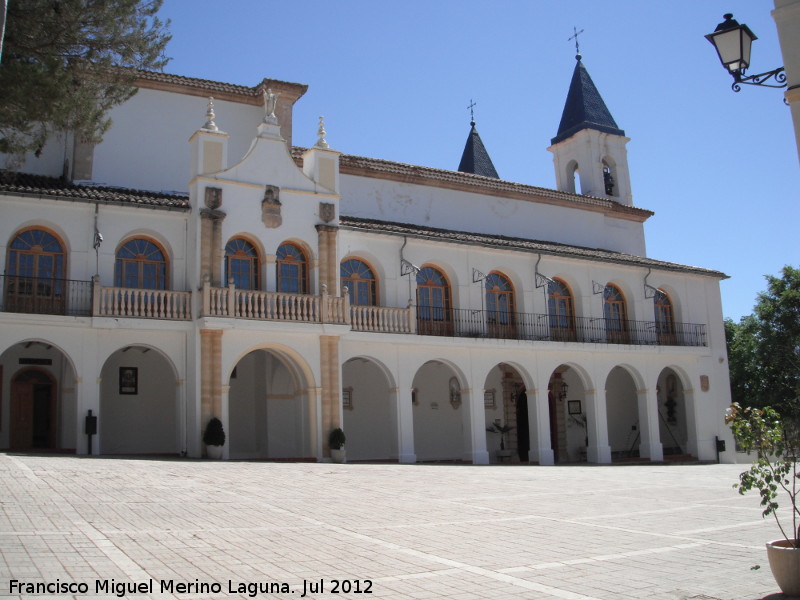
[10,382,33,449]
[10,369,56,450]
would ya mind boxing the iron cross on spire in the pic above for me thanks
[568,26,585,58]
[467,99,477,125]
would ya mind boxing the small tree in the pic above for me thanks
[486,423,514,451]
[203,417,225,447]
[329,428,346,450]
[725,403,799,546]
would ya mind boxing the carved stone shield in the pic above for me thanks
[204,187,222,210]
[319,202,335,223]
[262,184,282,228]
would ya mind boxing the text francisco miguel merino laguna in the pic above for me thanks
[9,577,373,597]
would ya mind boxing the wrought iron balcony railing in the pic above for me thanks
[0,274,92,317]
[416,307,706,347]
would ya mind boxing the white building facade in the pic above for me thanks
[0,64,735,464]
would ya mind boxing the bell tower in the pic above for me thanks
[547,55,633,206]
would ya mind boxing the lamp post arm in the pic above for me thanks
[731,67,787,92]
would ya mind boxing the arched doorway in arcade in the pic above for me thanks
[547,366,588,463]
[412,361,466,462]
[657,367,690,457]
[227,349,313,460]
[1,341,78,452]
[11,368,56,450]
[99,346,180,455]
[341,357,396,461]
[605,366,641,461]
[484,364,528,463]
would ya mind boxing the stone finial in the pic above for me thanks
[203,97,218,132]
[263,88,279,124]
[315,116,329,149]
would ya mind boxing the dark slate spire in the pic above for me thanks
[458,121,499,179]
[551,57,625,145]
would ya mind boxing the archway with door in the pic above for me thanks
[657,367,690,457]
[412,361,466,462]
[547,365,589,463]
[11,369,57,450]
[605,366,642,460]
[484,364,529,464]
[99,345,179,455]
[227,348,313,460]
[1,341,78,452]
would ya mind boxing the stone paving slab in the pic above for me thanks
[0,454,794,600]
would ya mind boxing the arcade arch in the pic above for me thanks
[227,348,313,460]
[0,340,78,452]
[99,345,179,455]
[657,367,690,456]
[412,360,466,461]
[341,357,396,461]
[605,366,641,459]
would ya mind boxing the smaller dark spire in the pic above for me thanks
[458,121,499,179]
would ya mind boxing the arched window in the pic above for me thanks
[654,289,676,345]
[115,238,167,290]
[6,228,66,314]
[340,258,377,305]
[225,238,259,290]
[547,278,576,341]
[276,242,308,294]
[416,266,452,336]
[603,284,629,343]
[567,161,580,194]
[485,272,515,338]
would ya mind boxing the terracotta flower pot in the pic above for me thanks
[766,539,800,597]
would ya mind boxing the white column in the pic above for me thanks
[531,386,554,465]
[387,387,401,461]
[637,388,663,461]
[683,387,700,459]
[394,381,416,464]
[773,0,800,163]
[310,386,322,461]
[220,384,230,460]
[465,387,489,465]
[79,335,100,456]
[585,388,612,463]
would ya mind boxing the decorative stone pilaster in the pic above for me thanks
[200,207,226,287]
[315,224,339,294]
[200,329,223,430]
[319,335,341,457]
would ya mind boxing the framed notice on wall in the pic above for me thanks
[119,367,138,395]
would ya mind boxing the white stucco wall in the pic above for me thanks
[340,174,647,256]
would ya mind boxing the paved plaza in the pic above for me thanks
[0,453,794,600]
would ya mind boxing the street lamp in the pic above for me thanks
[705,13,787,92]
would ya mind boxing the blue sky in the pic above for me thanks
[156,0,798,321]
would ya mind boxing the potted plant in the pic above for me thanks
[203,417,226,459]
[486,422,514,460]
[725,403,799,596]
[329,427,346,463]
